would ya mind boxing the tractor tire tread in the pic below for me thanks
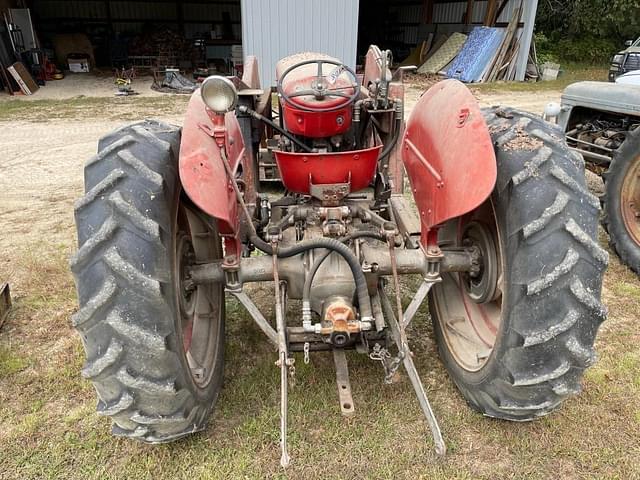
[71,120,218,443]
[601,128,640,273]
[437,107,607,421]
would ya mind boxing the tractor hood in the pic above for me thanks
[561,81,640,118]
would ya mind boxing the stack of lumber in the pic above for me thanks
[481,1,523,82]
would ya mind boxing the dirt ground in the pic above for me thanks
[0,75,561,260]
[0,71,165,101]
[0,75,638,479]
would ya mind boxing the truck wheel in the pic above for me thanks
[602,128,640,274]
[429,108,607,420]
[70,120,225,442]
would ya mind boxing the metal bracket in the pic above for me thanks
[333,349,355,417]
[309,176,351,206]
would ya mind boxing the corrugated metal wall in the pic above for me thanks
[431,0,523,24]
[241,0,359,88]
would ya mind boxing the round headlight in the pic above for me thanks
[201,76,238,113]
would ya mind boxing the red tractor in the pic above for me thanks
[71,47,607,466]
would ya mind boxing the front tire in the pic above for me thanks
[70,120,225,442]
[602,128,640,274]
[429,108,607,420]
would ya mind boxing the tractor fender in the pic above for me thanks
[402,79,496,246]
[179,91,247,235]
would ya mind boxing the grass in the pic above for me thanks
[0,345,29,376]
[471,63,609,93]
[0,90,638,479]
[0,95,190,122]
[0,231,638,479]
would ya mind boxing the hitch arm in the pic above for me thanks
[379,285,446,456]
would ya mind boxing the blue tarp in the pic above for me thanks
[446,27,505,83]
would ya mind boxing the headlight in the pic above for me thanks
[543,102,561,122]
[612,54,624,65]
[201,76,238,113]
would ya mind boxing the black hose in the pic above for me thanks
[237,105,314,153]
[251,233,375,320]
[301,231,387,312]
[378,116,402,162]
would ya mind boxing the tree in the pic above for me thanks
[537,0,639,42]
[535,0,640,63]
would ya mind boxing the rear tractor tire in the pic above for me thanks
[602,127,640,274]
[70,120,225,442]
[429,108,607,420]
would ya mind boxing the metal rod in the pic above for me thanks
[231,291,278,346]
[401,279,433,329]
[388,237,406,339]
[566,135,614,153]
[272,249,290,468]
[568,147,612,165]
[380,288,446,456]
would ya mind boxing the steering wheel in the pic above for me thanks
[277,59,360,113]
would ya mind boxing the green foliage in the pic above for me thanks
[535,0,639,63]
[556,36,618,64]
[534,32,559,64]
[535,32,615,65]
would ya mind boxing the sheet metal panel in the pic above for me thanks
[241,0,359,88]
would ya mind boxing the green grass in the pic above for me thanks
[0,90,638,479]
[0,95,190,122]
[471,63,609,93]
[0,345,29,377]
[0,235,638,480]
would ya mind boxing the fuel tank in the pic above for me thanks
[276,52,356,138]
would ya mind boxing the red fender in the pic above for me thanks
[402,79,496,246]
[179,92,247,237]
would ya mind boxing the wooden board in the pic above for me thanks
[486,0,522,82]
[7,62,38,95]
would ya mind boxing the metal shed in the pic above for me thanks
[9,0,537,83]
[240,0,359,89]
[241,0,538,87]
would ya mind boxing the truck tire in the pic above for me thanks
[602,128,640,274]
[70,120,225,442]
[429,107,607,420]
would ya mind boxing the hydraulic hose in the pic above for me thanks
[250,233,373,321]
[237,105,314,153]
[378,115,402,162]
[302,231,386,309]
